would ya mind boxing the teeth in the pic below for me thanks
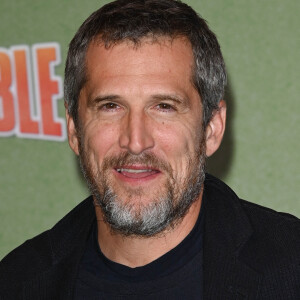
[117,168,152,173]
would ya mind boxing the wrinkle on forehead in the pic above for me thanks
[84,36,195,86]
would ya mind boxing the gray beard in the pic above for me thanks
[78,143,206,237]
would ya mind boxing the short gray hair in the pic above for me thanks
[64,0,227,127]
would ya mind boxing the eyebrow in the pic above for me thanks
[151,93,187,104]
[88,94,120,107]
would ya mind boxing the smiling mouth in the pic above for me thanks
[115,167,160,179]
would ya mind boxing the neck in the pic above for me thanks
[94,190,203,268]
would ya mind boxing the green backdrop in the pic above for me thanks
[0,0,299,259]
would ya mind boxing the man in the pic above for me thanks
[0,0,299,299]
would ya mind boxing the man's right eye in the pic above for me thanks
[99,102,119,111]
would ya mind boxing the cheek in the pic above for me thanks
[82,122,120,165]
[156,118,201,152]
[155,122,201,170]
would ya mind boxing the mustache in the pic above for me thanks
[102,152,173,174]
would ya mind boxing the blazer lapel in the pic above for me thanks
[203,175,262,299]
[22,197,95,300]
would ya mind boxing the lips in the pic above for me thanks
[115,167,160,179]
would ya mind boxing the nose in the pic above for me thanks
[119,111,155,155]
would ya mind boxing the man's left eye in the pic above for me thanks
[156,103,175,111]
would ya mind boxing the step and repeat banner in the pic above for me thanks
[1,0,299,258]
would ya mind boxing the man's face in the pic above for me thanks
[69,37,206,236]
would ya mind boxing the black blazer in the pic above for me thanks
[1,174,299,299]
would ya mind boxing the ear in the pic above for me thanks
[65,106,79,156]
[205,100,226,157]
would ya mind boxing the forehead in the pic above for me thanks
[84,36,194,81]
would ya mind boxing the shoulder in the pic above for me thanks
[204,173,300,262]
[204,173,299,233]
[239,198,300,256]
[0,230,51,298]
[204,174,300,295]
[0,231,51,272]
[0,197,94,297]
[240,198,299,229]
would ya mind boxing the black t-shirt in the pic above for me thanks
[74,200,204,299]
